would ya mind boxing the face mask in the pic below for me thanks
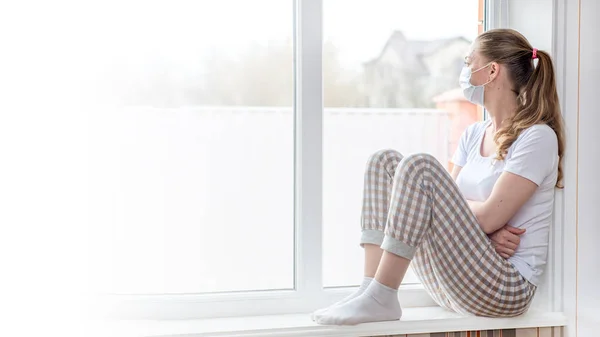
[459,63,493,106]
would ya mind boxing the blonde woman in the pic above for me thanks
[313,29,565,325]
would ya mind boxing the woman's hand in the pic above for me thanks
[489,226,526,259]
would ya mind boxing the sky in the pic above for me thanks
[324,0,479,66]
[0,0,480,100]
[79,0,479,70]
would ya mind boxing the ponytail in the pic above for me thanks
[495,49,564,188]
[477,29,565,188]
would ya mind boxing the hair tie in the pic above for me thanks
[532,48,538,59]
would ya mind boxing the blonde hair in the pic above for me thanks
[477,29,565,188]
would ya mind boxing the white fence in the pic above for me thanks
[89,107,451,294]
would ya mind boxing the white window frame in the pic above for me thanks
[105,0,506,320]
[486,0,509,29]
[548,0,579,325]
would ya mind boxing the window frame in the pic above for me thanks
[105,0,502,320]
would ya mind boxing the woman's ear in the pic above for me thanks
[489,62,500,81]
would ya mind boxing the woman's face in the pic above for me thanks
[465,42,493,86]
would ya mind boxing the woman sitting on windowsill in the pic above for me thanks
[312,28,565,325]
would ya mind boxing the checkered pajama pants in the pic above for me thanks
[360,150,536,317]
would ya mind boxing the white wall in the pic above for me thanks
[556,0,600,335]
[516,0,600,335]
[509,2,600,336]
[575,0,600,335]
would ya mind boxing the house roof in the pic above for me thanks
[364,31,471,73]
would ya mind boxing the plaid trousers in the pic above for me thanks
[360,150,536,317]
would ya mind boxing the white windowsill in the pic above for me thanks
[105,307,567,337]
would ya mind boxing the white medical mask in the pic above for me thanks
[459,63,493,106]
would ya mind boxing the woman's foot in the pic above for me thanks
[310,277,373,321]
[314,279,402,325]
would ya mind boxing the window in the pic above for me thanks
[322,0,481,287]
[90,1,295,295]
[92,0,486,319]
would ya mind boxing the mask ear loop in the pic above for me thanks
[471,62,495,87]
[471,62,493,74]
[481,76,494,87]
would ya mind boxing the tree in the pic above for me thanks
[97,39,366,108]
[197,39,366,107]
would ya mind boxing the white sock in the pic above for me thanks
[310,277,373,321]
[314,279,402,325]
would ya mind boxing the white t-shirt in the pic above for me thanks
[451,120,558,286]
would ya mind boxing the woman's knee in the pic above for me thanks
[400,153,440,170]
[393,153,442,180]
[366,149,404,170]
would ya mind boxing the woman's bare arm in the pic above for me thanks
[450,165,462,181]
[468,172,537,234]
[451,165,536,234]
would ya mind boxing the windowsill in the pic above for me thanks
[106,307,567,337]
